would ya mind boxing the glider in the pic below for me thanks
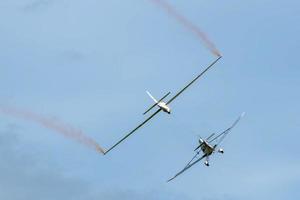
[104,56,222,155]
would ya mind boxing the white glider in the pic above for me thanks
[104,56,222,155]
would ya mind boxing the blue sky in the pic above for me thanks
[0,0,300,199]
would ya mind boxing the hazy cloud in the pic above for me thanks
[58,50,86,63]
[0,125,188,200]
[0,125,93,200]
[22,0,55,12]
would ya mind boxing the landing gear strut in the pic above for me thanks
[218,148,224,154]
[205,161,210,166]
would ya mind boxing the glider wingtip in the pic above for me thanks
[103,148,110,155]
[166,178,173,183]
[96,147,106,155]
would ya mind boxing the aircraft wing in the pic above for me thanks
[166,56,221,105]
[104,109,162,154]
[167,154,206,182]
[209,112,245,145]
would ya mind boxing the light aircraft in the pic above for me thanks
[167,112,245,182]
[104,56,222,155]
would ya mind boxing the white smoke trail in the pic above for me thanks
[150,0,221,57]
[0,106,105,154]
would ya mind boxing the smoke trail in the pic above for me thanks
[0,106,105,154]
[149,0,221,57]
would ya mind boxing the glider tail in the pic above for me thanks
[143,91,171,115]
[146,91,158,103]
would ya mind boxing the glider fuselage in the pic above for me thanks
[158,102,171,114]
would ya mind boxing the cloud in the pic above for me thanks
[0,125,93,200]
[99,188,191,200]
[0,125,189,200]
[22,0,55,12]
[58,50,86,63]
[244,162,300,189]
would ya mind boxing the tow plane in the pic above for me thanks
[167,112,245,182]
[104,56,222,155]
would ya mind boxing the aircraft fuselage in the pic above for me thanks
[158,102,171,114]
[200,141,214,155]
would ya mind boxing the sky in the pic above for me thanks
[0,0,300,199]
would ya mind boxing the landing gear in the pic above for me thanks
[204,156,210,166]
[218,148,224,154]
[204,160,209,166]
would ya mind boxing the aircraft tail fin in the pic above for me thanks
[146,91,158,103]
